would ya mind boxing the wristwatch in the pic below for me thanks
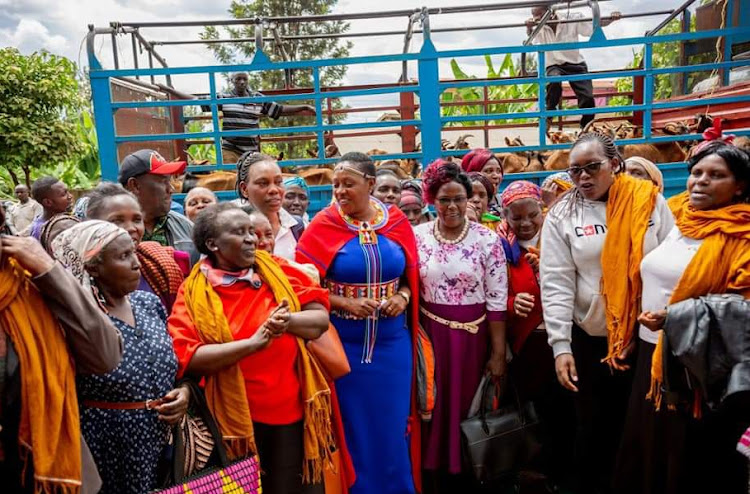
[397,290,411,304]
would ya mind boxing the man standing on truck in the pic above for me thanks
[168,72,316,163]
[526,6,621,129]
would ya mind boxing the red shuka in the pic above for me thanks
[296,203,424,493]
[506,249,544,355]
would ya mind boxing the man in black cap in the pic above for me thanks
[119,149,198,263]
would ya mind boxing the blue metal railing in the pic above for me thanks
[88,9,750,212]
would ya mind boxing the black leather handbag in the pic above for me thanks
[460,376,542,484]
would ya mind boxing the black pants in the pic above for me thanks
[511,330,577,489]
[254,420,324,494]
[615,340,750,494]
[571,327,633,494]
[546,62,595,128]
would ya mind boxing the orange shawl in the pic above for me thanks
[0,259,81,493]
[601,174,659,364]
[648,191,750,410]
[181,250,333,483]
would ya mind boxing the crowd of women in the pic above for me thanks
[0,124,748,494]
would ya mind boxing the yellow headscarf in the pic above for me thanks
[182,250,333,483]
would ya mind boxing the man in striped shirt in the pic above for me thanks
[198,72,316,163]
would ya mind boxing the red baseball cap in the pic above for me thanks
[118,149,187,185]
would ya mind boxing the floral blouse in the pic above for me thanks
[415,220,508,312]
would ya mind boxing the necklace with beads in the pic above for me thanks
[337,197,388,245]
[434,218,470,245]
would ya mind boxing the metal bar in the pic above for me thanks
[151,10,664,46]
[400,13,419,82]
[114,119,424,143]
[207,73,225,167]
[525,8,554,46]
[313,67,325,160]
[647,0,697,36]
[111,84,418,109]
[680,10,690,95]
[90,28,749,79]
[131,34,139,80]
[271,25,293,88]
[538,51,547,146]
[131,30,167,67]
[114,1,611,28]
[148,50,154,85]
[723,0,735,86]
[482,85,490,148]
[112,75,162,93]
[420,7,431,42]
[438,93,750,124]
[106,58,749,111]
[589,0,602,35]
[643,42,653,138]
[90,76,119,180]
[111,31,119,69]
[417,16,439,168]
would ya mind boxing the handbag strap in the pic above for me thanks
[172,379,231,484]
[477,374,528,433]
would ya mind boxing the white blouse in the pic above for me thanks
[639,225,704,344]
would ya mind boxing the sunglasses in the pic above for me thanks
[567,160,607,178]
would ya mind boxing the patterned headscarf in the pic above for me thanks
[39,213,80,255]
[625,156,664,193]
[500,180,542,209]
[461,148,499,174]
[541,171,574,192]
[498,181,543,266]
[399,189,423,208]
[51,220,130,310]
[283,176,310,195]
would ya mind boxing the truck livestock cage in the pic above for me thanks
[86,0,750,213]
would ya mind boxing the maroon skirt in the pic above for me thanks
[420,301,489,474]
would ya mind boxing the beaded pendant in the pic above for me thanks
[337,197,389,246]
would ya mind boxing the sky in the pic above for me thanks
[1,0,694,122]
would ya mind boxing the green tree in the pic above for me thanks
[609,17,714,111]
[201,0,351,159]
[0,48,85,188]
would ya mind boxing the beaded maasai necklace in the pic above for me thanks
[336,197,389,363]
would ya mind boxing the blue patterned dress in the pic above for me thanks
[329,235,415,494]
[78,291,178,494]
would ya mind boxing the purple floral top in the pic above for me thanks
[415,220,508,314]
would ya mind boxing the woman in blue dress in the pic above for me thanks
[52,220,190,493]
[296,152,424,494]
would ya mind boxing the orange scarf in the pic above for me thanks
[601,174,659,365]
[648,192,750,410]
[0,260,81,493]
[182,250,333,483]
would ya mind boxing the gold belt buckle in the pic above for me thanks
[449,321,479,333]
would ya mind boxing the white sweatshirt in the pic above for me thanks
[540,192,674,358]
